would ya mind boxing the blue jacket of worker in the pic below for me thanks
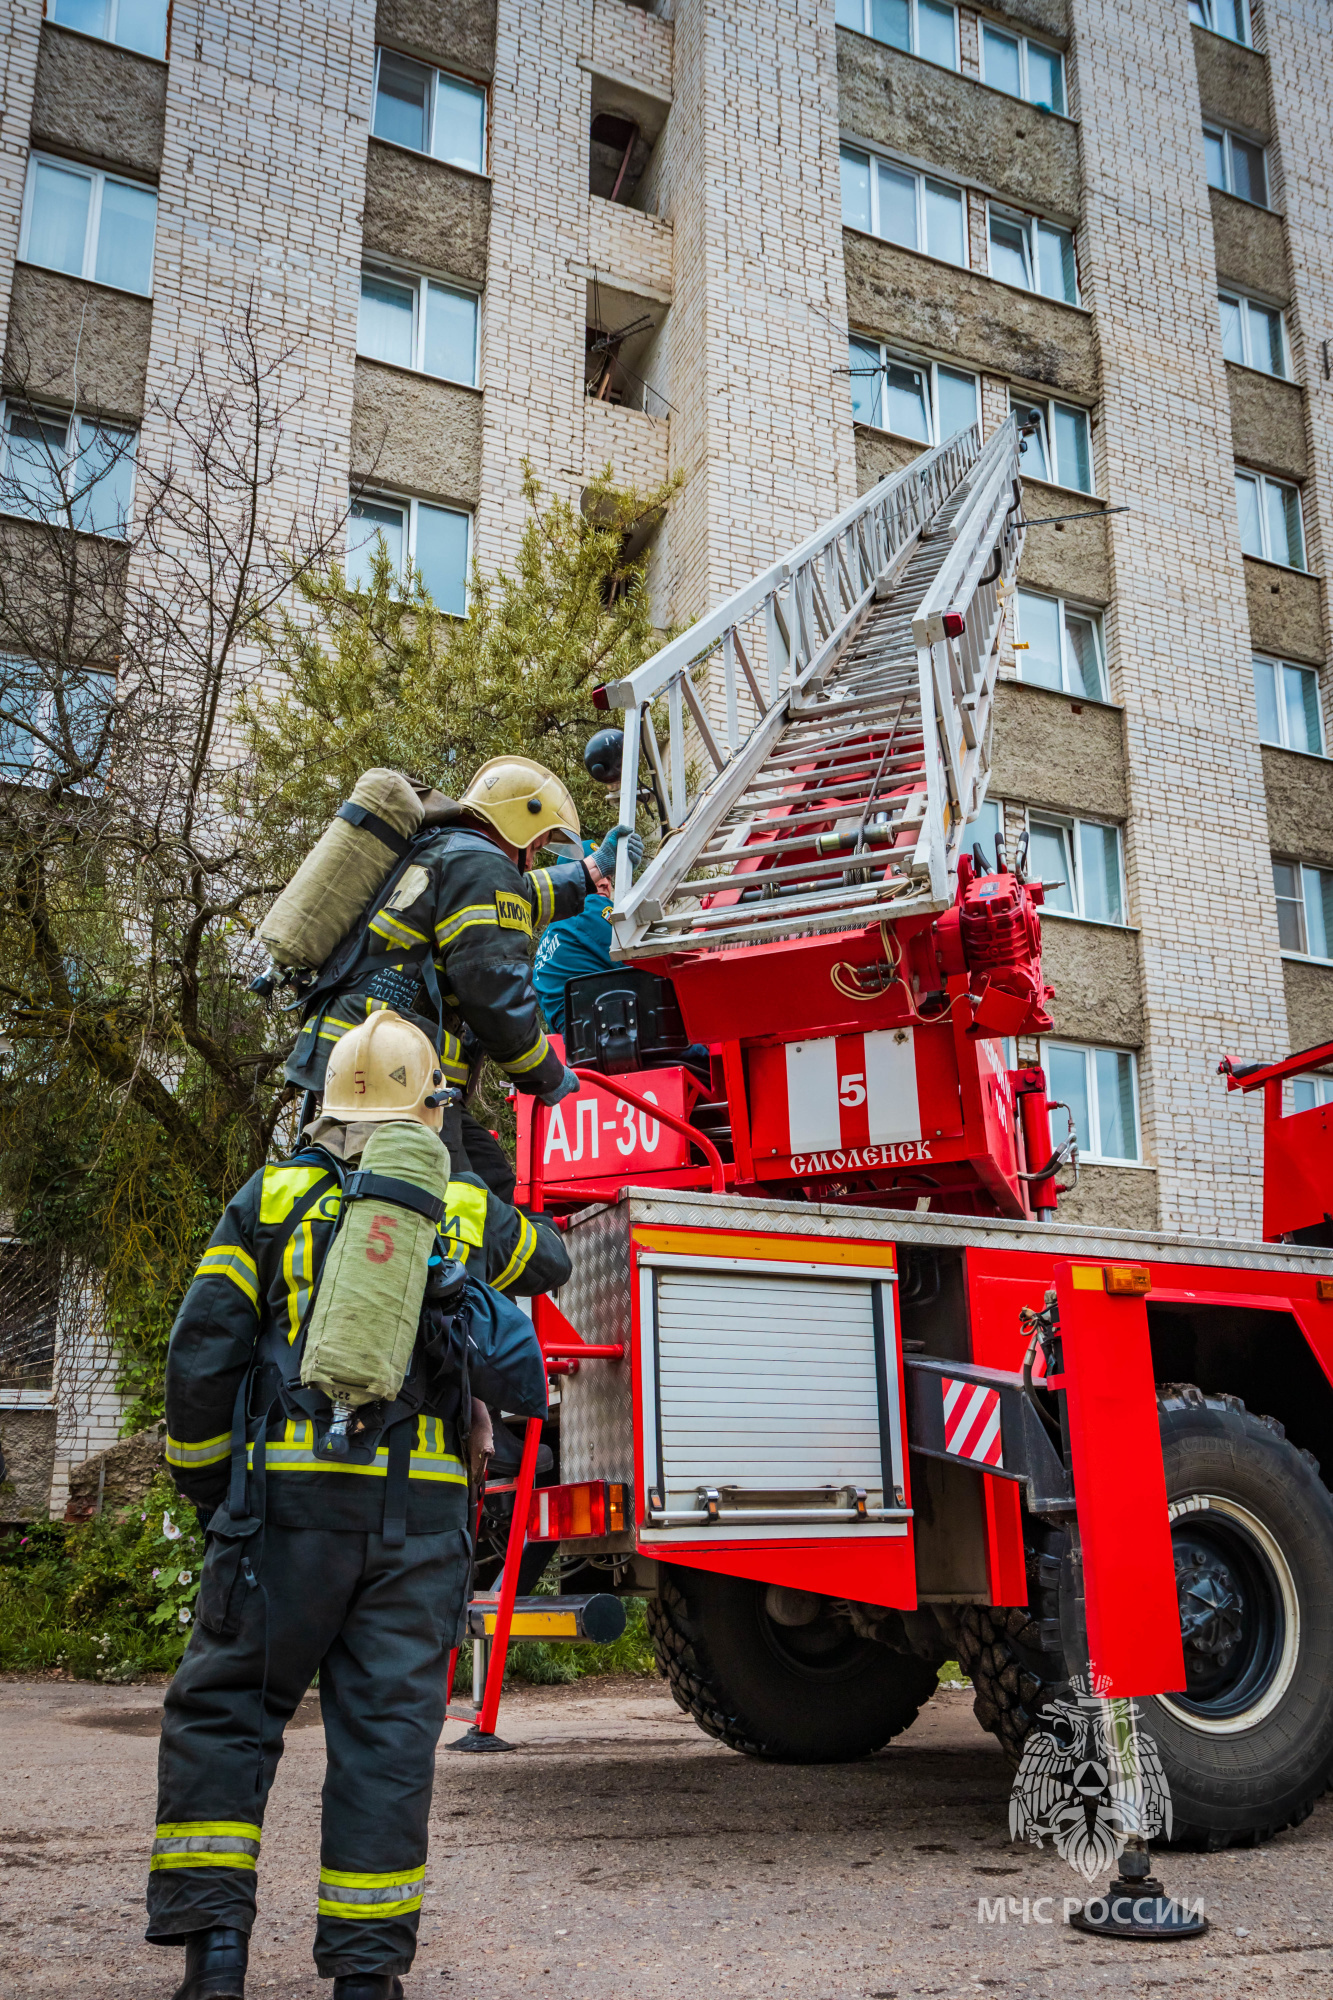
[533,840,615,1033]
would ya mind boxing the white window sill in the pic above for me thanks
[17,256,154,300]
[0,500,129,544]
[355,351,481,395]
[1076,1155,1152,1169]
[1224,358,1293,388]
[1038,908,1138,934]
[980,268,1088,314]
[1209,184,1278,217]
[840,222,971,279]
[41,18,167,66]
[1259,738,1330,763]
[1280,952,1333,968]
[367,136,491,183]
[1240,552,1314,580]
[1017,470,1099,504]
[1003,672,1122,713]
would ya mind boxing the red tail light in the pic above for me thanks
[527,1480,629,1541]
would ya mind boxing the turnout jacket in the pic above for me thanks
[286,828,588,1099]
[443,1170,571,1298]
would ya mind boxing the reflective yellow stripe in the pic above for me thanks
[252,1416,465,1486]
[491,1213,538,1294]
[283,1217,315,1344]
[500,1033,551,1078]
[196,1245,259,1306]
[165,1431,231,1470]
[368,909,428,948]
[318,1863,425,1918]
[320,1865,426,1889]
[528,867,556,933]
[443,1182,488,1249]
[259,1164,329,1225]
[434,903,497,950]
[317,1014,359,1042]
[150,1821,261,1872]
[318,1892,424,1917]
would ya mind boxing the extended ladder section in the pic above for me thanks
[605,416,1026,958]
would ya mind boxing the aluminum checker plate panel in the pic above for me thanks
[555,1202,634,1488]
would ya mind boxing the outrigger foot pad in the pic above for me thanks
[1069,1859,1208,1940]
[447,1724,514,1753]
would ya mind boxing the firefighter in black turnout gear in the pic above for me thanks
[147,1014,548,2000]
[284,756,640,1175]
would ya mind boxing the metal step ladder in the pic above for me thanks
[602,416,1026,959]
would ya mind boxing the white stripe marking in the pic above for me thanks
[863,1029,922,1144]
[785,1038,841,1153]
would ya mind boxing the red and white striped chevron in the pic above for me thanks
[942,1377,1004,1468]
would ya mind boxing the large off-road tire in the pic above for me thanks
[962,1385,1333,1849]
[647,1564,940,1761]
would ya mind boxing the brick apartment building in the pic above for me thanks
[0,0,1330,1502]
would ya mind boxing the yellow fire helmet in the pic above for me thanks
[322,1011,445,1130]
[459,756,581,852]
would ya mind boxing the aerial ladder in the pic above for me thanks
[519,412,1069,1217]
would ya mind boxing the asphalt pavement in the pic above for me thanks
[3,1672,1330,1999]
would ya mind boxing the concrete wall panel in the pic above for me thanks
[853,425,923,491]
[1284,959,1333,1052]
[991,678,1128,819]
[375,0,497,78]
[1039,917,1144,1047]
[363,142,490,283]
[1016,477,1112,603]
[1244,556,1325,664]
[31,24,166,179]
[351,358,482,505]
[837,29,1080,219]
[1209,187,1290,299]
[0,1410,56,1522]
[843,232,1097,398]
[4,265,151,420]
[1262,744,1333,864]
[1049,1163,1159,1230]
[1227,362,1308,482]
[1191,23,1271,138]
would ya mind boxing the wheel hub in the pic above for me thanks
[1159,1497,1298,1730]
[1176,1541,1245,1668]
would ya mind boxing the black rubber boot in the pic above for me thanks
[171,1927,249,2000]
[332,1979,405,2000]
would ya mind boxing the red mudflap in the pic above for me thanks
[1053,1260,1185,1697]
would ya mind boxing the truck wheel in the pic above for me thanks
[647,1564,940,1761]
[1142,1385,1333,1848]
[955,1519,1068,1763]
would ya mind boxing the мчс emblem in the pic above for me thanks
[1009,1675,1171,1883]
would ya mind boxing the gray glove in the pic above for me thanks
[588,823,644,883]
[539,1065,581,1107]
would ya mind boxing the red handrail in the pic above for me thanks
[527,1065,726,1210]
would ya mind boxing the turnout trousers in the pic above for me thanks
[146,1521,471,1978]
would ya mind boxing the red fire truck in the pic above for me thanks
[461,420,1333,1855]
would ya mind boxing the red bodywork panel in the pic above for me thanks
[1221,1039,1333,1240]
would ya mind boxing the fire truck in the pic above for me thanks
[463,417,1333,1855]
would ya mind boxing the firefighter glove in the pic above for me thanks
[587,823,643,888]
[539,1064,581,1107]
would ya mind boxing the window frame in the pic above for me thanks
[0,655,114,793]
[1040,1040,1143,1166]
[1290,1074,1333,1115]
[1218,289,1287,377]
[45,0,168,61]
[845,336,979,446]
[346,488,473,616]
[1273,858,1333,962]
[371,46,489,175]
[1253,655,1324,756]
[978,22,1066,112]
[1012,588,1108,701]
[357,263,481,387]
[1024,810,1127,925]
[1010,391,1095,495]
[0,399,137,539]
[18,151,158,298]
[839,145,969,268]
[986,202,1079,305]
[1204,124,1268,207]
[1190,0,1251,47]
[834,0,959,70]
[1235,467,1306,570]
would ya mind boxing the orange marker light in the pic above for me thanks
[1316,1278,1333,1301]
[1105,1264,1152,1296]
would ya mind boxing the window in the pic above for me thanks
[347,494,470,616]
[847,339,978,443]
[1013,590,1106,700]
[1291,1074,1333,1114]
[980,25,1065,113]
[372,50,487,174]
[1190,0,1250,46]
[969,797,1005,871]
[987,207,1078,304]
[1011,394,1093,494]
[357,268,479,386]
[840,148,966,266]
[1236,470,1304,569]
[0,658,112,789]
[1042,1043,1141,1164]
[1219,292,1286,377]
[0,404,135,537]
[834,0,958,68]
[19,155,156,296]
[1254,657,1323,755]
[46,0,167,60]
[1204,126,1267,206]
[1273,861,1333,959]
[1027,814,1125,924]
